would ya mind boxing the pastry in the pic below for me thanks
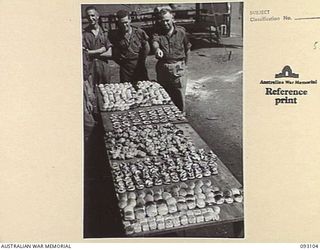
[125,225,135,235]
[153,193,162,201]
[176,202,188,212]
[168,204,178,214]
[166,197,177,206]
[188,214,196,224]
[213,214,220,221]
[188,182,195,189]
[185,194,196,201]
[157,202,169,216]
[193,209,202,216]
[135,207,146,220]
[212,206,221,214]
[179,188,187,197]
[157,221,165,230]
[194,187,203,195]
[173,217,181,227]
[196,214,205,223]
[141,222,149,232]
[203,212,214,222]
[148,221,157,231]
[127,198,137,207]
[186,200,196,210]
[197,193,206,200]
[214,195,225,205]
[180,215,189,225]
[177,196,186,203]
[180,182,188,189]
[205,196,215,205]
[124,210,135,221]
[136,197,146,206]
[145,194,154,203]
[127,192,136,200]
[133,222,142,233]
[165,219,174,228]
[186,188,194,195]
[196,198,206,208]
[146,202,158,217]
[162,192,172,200]
[224,189,234,204]
[118,200,127,209]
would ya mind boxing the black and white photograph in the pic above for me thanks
[82,2,244,238]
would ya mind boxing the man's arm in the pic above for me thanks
[86,47,106,55]
[152,40,163,59]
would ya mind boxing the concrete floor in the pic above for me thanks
[84,37,243,238]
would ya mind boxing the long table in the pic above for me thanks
[97,87,244,237]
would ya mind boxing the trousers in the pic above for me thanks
[156,60,187,112]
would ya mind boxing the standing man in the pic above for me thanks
[152,8,191,112]
[111,10,150,83]
[83,5,112,86]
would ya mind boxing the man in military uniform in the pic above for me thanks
[111,10,150,83]
[152,8,191,112]
[83,5,112,86]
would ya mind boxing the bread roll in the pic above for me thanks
[177,202,188,212]
[157,221,165,230]
[166,197,177,206]
[196,214,204,223]
[145,194,154,203]
[162,192,172,200]
[180,182,188,189]
[203,179,212,187]
[177,196,186,203]
[146,203,158,217]
[197,193,206,200]
[141,222,149,232]
[135,208,146,220]
[212,206,221,214]
[203,212,214,222]
[186,200,196,210]
[125,225,135,235]
[185,194,195,201]
[157,203,169,216]
[186,188,194,195]
[127,192,136,200]
[148,221,157,231]
[196,198,206,208]
[205,196,215,205]
[168,204,178,214]
[124,210,135,221]
[188,214,196,224]
[133,223,142,233]
[180,215,189,225]
[179,188,187,197]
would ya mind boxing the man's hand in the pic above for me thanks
[155,48,164,59]
[86,101,94,114]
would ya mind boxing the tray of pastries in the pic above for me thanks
[99,81,172,111]
[116,180,243,235]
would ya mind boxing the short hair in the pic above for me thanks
[159,8,173,18]
[85,5,99,14]
[116,10,129,19]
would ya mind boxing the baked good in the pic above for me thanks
[176,202,188,212]
[124,210,135,221]
[196,214,204,223]
[179,188,187,197]
[133,222,142,233]
[200,208,208,214]
[180,215,189,225]
[205,196,215,205]
[213,214,220,221]
[188,182,195,189]
[195,180,204,187]
[196,198,206,208]
[135,207,146,220]
[193,209,202,216]
[203,212,214,222]
[162,192,172,200]
[137,190,146,198]
[165,219,174,228]
[180,182,188,189]
[231,188,241,196]
[185,194,196,201]
[125,225,135,235]
[197,193,206,200]
[118,200,127,209]
[203,179,212,187]
[171,184,180,193]
[188,214,196,224]
[145,194,154,203]
[205,192,214,198]
[157,203,169,216]
[136,197,146,206]
[166,197,177,206]
[127,198,137,207]
[224,190,234,204]
[212,206,221,214]
[153,193,162,201]
[177,196,187,203]
[186,188,194,195]
[194,187,203,195]
[127,192,136,200]
[186,200,196,210]
[148,221,157,231]
[157,221,165,230]
[173,217,181,227]
[146,202,158,217]
[215,195,225,205]
[141,222,149,232]
[168,204,178,214]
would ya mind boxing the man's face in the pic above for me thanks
[160,12,174,31]
[86,9,99,26]
[118,16,131,33]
